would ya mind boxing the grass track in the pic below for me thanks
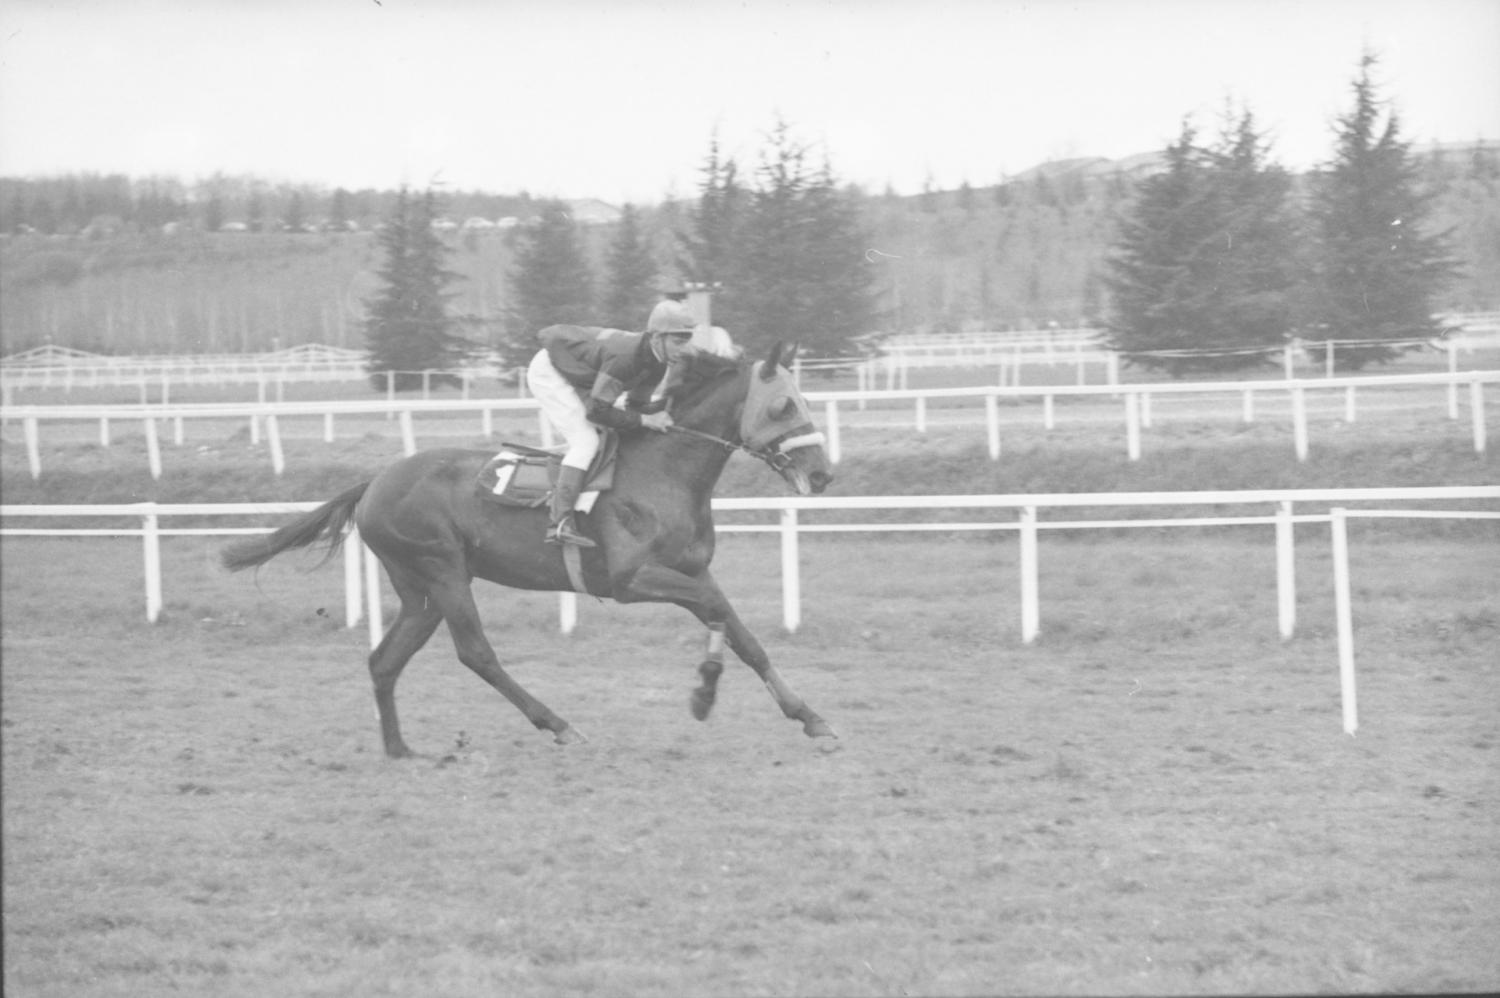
[3,531,1498,996]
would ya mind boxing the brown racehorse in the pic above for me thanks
[222,341,836,757]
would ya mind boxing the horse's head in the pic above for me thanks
[739,342,833,496]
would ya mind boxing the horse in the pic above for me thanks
[221,340,837,757]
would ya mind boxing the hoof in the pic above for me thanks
[554,725,588,745]
[690,688,716,721]
[385,745,417,760]
[802,717,838,739]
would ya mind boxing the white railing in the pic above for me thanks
[4,371,1495,480]
[4,486,1497,734]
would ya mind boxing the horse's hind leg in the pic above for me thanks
[426,578,582,744]
[368,567,444,758]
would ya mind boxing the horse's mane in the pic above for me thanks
[668,349,747,405]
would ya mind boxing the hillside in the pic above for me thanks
[2,145,1497,357]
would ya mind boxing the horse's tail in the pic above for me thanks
[221,481,370,573]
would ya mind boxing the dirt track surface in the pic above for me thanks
[3,533,1498,996]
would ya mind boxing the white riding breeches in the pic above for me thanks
[527,350,600,470]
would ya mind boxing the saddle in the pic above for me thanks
[476,430,620,513]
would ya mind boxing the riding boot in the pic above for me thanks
[546,465,597,548]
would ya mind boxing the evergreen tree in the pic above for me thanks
[363,188,476,390]
[1306,54,1459,370]
[1105,112,1300,376]
[681,133,747,287]
[504,199,595,366]
[696,121,878,357]
[282,191,307,233]
[329,188,353,231]
[601,203,658,329]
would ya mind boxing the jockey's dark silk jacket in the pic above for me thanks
[540,325,668,431]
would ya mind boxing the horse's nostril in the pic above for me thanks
[810,471,832,492]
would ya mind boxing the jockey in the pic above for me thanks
[526,302,697,547]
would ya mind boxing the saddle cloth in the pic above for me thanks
[476,430,619,514]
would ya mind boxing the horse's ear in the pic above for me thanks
[762,341,783,380]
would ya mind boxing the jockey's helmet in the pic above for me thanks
[646,299,697,336]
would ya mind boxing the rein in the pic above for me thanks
[665,423,792,472]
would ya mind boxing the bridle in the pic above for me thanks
[662,360,826,473]
[665,422,822,474]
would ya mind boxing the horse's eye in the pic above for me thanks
[772,396,797,420]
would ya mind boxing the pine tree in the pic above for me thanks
[504,199,595,366]
[1306,54,1460,370]
[363,188,476,390]
[681,133,747,288]
[1105,112,1300,376]
[708,121,878,357]
[601,203,658,329]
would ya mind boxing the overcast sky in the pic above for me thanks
[1,0,1496,204]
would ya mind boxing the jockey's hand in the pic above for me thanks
[640,410,674,433]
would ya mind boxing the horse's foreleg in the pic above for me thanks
[428,579,581,744]
[690,622,726,721]
[611,565,835,739]
[716,600,837,739]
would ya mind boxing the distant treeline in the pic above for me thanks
[1,140,1496,357]
[0,174,551,236]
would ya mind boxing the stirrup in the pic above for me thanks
[546,516,597,548]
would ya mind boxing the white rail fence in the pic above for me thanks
[5,370,1495,480]
[4,486,1497,734]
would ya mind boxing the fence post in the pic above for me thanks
[559,592,578,634]
[824,400,841,465]
[173,415,185,446]
[144,416,162,480]
[343,525,363,629]
[399,410,416,456]
[1291,386,1309,462]
[1471,381,1486,453]
[1043,393,1055,430]
[1124,392,1141,461]
[780,508,801,633]
[324,412,335,443]
[99,415,111,448]
[1330,508,1358,736]
[1448,343,1459,419]
[142,507,162,623]
[1141,391,1153,429]
[1019,506,1039,643]
[482,407,493,438]
[1344,385,1357,424]
[985,394,1000,460]
[24,416,41,479]
[1276,500,1295,640]
[1242,388,1255,424]
[914,396,927,434]
[364,543,384,649]
[266,414,285,475]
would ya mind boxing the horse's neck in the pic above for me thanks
[625,370,745,496]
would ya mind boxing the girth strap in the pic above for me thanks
[562,543,590,595]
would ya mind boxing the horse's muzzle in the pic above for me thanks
[808,469,833,494]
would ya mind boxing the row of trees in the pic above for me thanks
[363,120,881,384]
[1106,55,1459,374]
[505,121,879,362]
[0,174,548,237]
